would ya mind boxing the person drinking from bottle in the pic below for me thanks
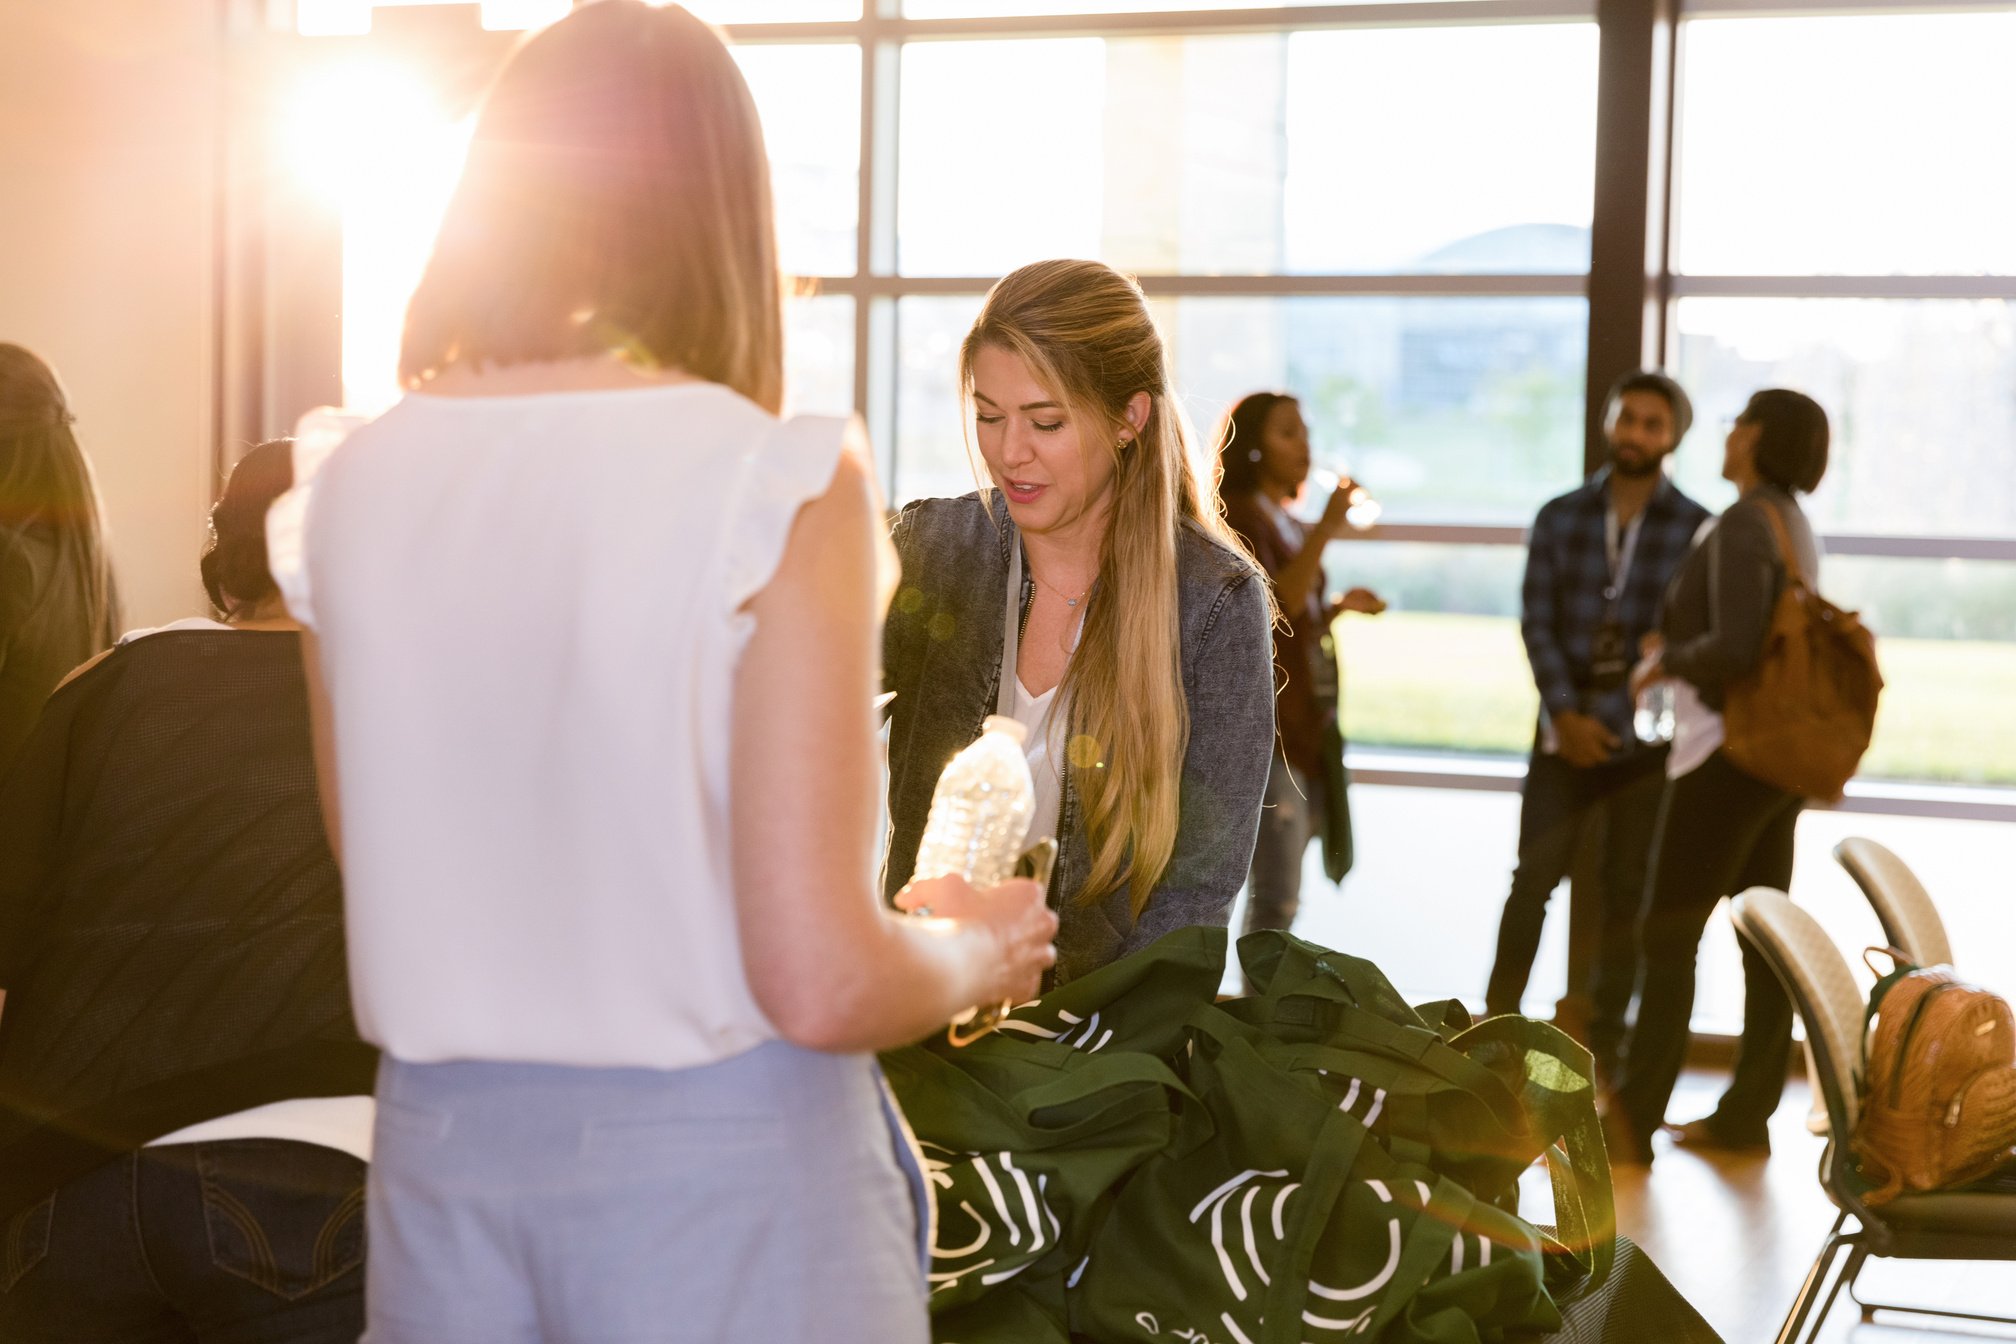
[1482,370,1710,1088]
[882,259,1276,986]
[1214,391,1385,949]
[266,5,1055,1339]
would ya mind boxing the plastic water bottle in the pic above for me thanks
[1634,684,1676,744]
[912,715,1036,888]
[1290,467,1383,530]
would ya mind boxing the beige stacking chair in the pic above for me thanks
[1730,888,2016,1344]
[1833,838,1953,969]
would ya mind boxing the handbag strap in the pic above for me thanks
[1755,497,1808,590]
[1258,1107,1368,1344]
[1450,1015,1615,1299]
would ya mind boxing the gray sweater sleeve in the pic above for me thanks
[1661,500,1782,698]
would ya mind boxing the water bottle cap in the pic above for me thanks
[981,714,1029,746]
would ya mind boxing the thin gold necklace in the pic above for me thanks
[1030,569,1094,608]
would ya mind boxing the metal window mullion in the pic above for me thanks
[723,0,1595,46]
[1681,0,2016,19]
[798,272,1588,298]
[1819,534,2016,561]
[1671,274,2016,300]
[851,4,903,495]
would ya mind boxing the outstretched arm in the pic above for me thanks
[731,425,1055,1052]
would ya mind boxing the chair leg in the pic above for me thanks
[1841,1241,2016,1330]
[1824,1245,1868,1326]
[1777,1214,1854,1344]
[1849,1281,2016,1331]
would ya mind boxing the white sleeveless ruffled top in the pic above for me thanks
[268,383,845,1071]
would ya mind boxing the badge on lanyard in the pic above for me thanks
[1591,506,1644,691]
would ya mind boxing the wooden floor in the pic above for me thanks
[1524,1071,2015,1343]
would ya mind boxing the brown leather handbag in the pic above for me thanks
[1720,503,1882,802]
[1852,949,2016,1205]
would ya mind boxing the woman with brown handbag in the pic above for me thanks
[1608,389,1831,1165]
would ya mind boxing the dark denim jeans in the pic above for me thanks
[1615,750,1802,1144]
[1484,743,1668,1079]
[0,1139,364,1344]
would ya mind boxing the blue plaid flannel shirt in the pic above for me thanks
[1522,469,1711,759]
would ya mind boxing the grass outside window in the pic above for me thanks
[1336,611,2016,788]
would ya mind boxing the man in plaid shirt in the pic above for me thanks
[1485,371,1711,1086]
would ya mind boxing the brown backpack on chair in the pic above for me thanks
[1719,503,1882,803]
[1852,949,2016,1206]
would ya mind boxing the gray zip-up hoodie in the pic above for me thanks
[881,493,1276,986]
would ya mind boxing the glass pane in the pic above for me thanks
[1691,808,2016,1037]
[1328,546,1534,757]
[897,27,1596,276]
[688,0,862,20]
[1171,297,1588,524]
[892,296,1586,520]
[1677,14,2016,276]
[296,0,569,36]
[733,45,861,278]
[1822,556,2016,787]
[893,296,988,505]
[786,294,855,418]
[1672,298,2016,537]
[909,0,1481,13]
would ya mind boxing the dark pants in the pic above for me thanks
[0,1139,365,1344]
[1615,750,1803,1143]
[1485,744,1667,1077]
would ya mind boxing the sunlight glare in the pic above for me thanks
[297,0,569,37]
[286,61,470,414]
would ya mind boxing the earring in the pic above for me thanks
[1248,448,1262,462]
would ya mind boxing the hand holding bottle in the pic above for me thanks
[1314,471,1381,538]
[896,875,1056,1004]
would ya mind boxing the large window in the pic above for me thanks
[278,0,2016,1027]
[1671,8,2016,790]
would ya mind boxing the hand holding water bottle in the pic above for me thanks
[1308,468,1382,539]
[1630,633,1674,744]
[898,716,1059,1029]
[894,874,1055,1004]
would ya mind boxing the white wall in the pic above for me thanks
[0,2,221,627]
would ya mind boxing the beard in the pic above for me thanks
[1609,447,1665,479]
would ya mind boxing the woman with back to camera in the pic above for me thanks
[1607,389,1831,1165]
[266,5,1055,1340]
[0,440,376,1340]
[882,260,1277,986]
[1214,391,1385,948]
[0,342,118,773]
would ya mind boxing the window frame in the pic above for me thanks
[275,0,2016,821]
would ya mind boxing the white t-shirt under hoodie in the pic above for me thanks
[268,381,846,1071]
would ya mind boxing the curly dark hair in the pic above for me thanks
[201,439,294,616]
[1214,391,1296,500]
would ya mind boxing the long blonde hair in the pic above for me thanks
[400,1,783,412]
[960,260,1245,917]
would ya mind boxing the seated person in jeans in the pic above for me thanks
[0,439,376,1341]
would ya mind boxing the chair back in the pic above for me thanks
[1834,838,1953,968]
[1730,888,1866,1137]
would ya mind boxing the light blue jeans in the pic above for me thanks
[364,1045,931,1344]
